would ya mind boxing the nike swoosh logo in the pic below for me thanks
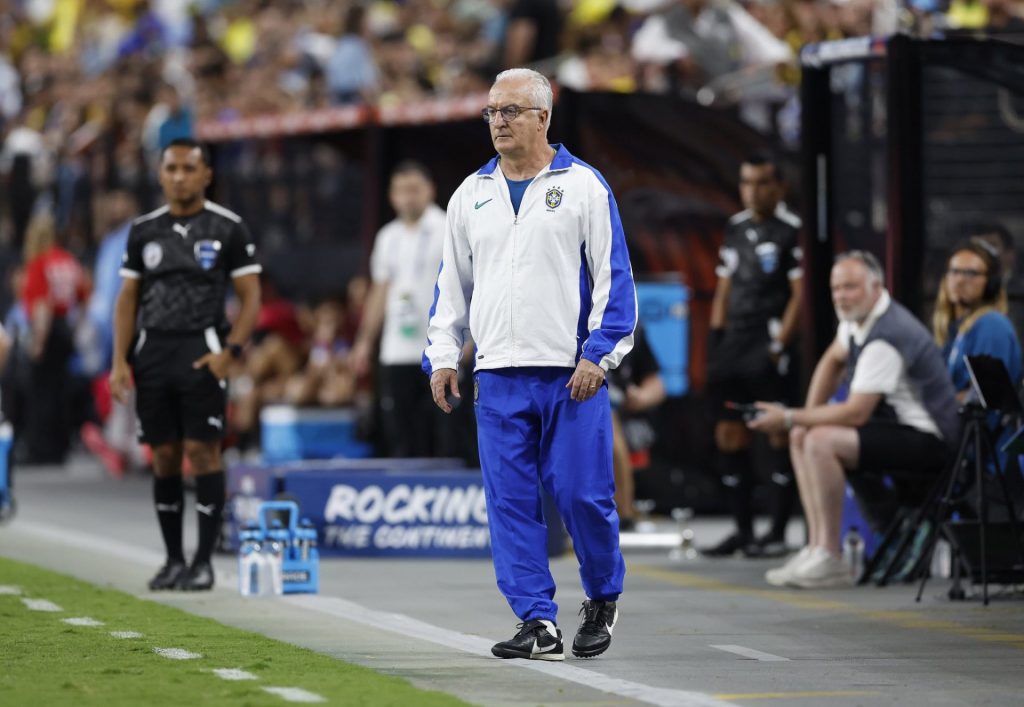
[196,503,216,516]
[474,199,493,210]
[532,641,558,654]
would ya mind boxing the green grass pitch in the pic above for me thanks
[0,557,468,706]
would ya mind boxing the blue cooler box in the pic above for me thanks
[260,406,373,462]
[636,280,689,397]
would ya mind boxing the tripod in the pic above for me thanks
[915,403,1024,606]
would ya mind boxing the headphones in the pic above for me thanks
[953,237,1002,303]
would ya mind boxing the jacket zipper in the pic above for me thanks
[509,214,517,366]
[504,169,545,368]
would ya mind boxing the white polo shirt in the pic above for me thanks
[370,203,446,366]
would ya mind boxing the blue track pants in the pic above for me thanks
[474,367,625,622]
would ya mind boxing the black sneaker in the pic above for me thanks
[176,561,214,591]
[148,560,187,591]
[491,619,564,661]
[699,532,752,558]
[744,534,789,559]
[572,600,618,658]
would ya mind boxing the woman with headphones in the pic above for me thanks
[932,237,1023,400]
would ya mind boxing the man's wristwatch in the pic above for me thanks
[783,408,794,432]
[228,343,244,360]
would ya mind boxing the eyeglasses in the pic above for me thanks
[947,267,987,279]
[481,105,544,124]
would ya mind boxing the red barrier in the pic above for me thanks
[196,93,490,142]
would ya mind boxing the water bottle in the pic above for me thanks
[238,525,261,596]
[289,522,301,562]
[267,521,285,595]
[299,519,315,561]
[931,538,952,579]
[669,508,697,561]
[843,526,865,580]
[255,540,274,596]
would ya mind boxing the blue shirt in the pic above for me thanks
[942,311,1023,394]
[505,176,533,215]
[943,310,1023,470]
[326,35,377,101]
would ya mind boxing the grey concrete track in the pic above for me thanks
[3,457,1024,706]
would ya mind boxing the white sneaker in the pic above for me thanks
[788,548,854,589]
[765,546,814,587]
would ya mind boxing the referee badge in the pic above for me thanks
[143,242,163,270]
[194,240,222,271]
[755,242,779,274]
[545,187,563,210]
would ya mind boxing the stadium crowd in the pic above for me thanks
[5,0,1020,246]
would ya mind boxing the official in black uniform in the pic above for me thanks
[110,138,261,590]
[703,154,802,558]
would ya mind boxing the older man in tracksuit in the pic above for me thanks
[424,68,636,661]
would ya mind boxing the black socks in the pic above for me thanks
[768,447,796,540]
[718,450,753,539]
[153,475,185,563]
[193,470,226,565]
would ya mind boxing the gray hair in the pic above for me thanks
[494,68,553,129]
[835,250,884,285]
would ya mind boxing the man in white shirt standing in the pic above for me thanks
[351,162,448,457]
[424,68,637,660]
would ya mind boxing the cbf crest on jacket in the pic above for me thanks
[423,144,637,375]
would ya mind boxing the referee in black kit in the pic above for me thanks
[703,154,802,558]
[110,138,261,591]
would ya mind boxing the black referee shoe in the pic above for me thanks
[699,532,752,558]
[572,600,618,658]
[148,560,187,591]
[491,619,564,661]
[176,561,214,591]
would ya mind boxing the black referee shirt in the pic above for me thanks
[716,205,802,331]
[120,201,261,332]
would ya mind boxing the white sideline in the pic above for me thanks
[63,617,105,627]
[211,668,258,681]
[262,687,327,703]
[285,594,736,707]
[153,647,202,660]
[13,520,165,566]
[710,644,790,662]
[13,520,737,707]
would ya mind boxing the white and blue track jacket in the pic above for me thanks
[423,144,637,375]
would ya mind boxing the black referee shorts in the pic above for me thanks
[708,374,785,423]
[131,328,227,446]
[707,326,794,423]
